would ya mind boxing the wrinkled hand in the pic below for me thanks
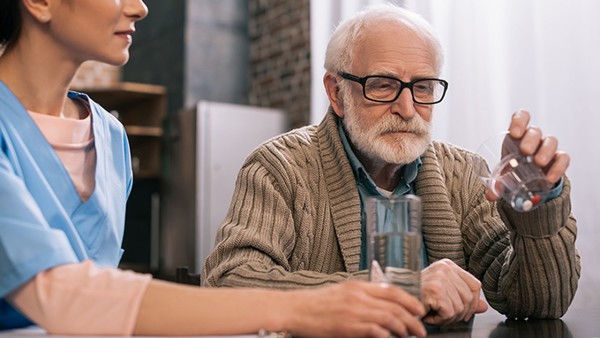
[421,259,488,325]
[486,109,570,201]
[288,280,427,338]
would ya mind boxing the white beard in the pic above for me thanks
[341,95,432,165]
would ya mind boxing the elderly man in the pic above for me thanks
[203,4,580,326]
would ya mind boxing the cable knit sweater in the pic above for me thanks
[203,111,580,319]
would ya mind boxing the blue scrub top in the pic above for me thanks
[0,82,133,329]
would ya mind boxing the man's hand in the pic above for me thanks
[486,109,570,201]
[421,259,488,325]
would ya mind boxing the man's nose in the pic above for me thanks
[390,87,417,119]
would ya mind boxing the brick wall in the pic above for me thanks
[248,0,311,128]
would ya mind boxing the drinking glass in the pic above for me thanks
[475,132,552,212]
[367,195,422,299]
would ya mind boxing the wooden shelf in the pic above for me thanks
[125,126,163,137]
[73,81,167,96]
[76,82,167,178]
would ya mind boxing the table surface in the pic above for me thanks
[431,303,599,338]
[2,288,598,338]
[0,327,255,338]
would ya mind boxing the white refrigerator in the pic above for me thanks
[160,101,288,278]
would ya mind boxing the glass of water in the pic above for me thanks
[366,195,422,299]
[475,132,552,212]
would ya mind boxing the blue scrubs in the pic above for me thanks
[0,82,133,329]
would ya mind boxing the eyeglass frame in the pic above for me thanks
[338,72,449,105]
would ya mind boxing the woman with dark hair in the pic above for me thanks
[0,0,426,337]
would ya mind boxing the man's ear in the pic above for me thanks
[21,0,53,23]
[323,72,345,118]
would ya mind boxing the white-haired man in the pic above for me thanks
[204,4,579,326]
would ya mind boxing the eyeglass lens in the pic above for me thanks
[365,77,445,103]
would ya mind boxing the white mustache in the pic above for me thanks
[373,117,429,136]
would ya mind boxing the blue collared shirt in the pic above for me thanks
[337,120,427,270]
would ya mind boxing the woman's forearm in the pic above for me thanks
[134,279,289,336]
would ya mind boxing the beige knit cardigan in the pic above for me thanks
[203,111,580,319]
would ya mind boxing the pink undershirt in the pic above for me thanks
[6,107,151,335]
[27,108,96,200]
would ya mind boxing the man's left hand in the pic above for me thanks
[486,109,570,201]
[421,259,488,325]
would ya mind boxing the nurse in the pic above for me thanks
[0,0,426,337]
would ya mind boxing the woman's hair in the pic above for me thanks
[324,3,444,75]
[0,0,21,49]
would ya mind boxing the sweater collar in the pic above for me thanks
[316,108,466,271]
[316,109,362,271]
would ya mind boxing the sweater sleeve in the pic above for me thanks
[458,149,580,319]
[202,140,367,289]
[7,260,151,335]
[495,176,580,318]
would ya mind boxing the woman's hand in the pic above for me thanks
[283,280,427,338]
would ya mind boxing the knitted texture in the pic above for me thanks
[203,110,580,319]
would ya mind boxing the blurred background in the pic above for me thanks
[75,0,599,307]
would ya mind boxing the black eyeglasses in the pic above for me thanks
[338,72,448,105]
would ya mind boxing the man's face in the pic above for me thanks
[338,23,438,165]
[341,85,432,165]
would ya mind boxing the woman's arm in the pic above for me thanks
[9,260,426,337]
[135,279,427,338]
